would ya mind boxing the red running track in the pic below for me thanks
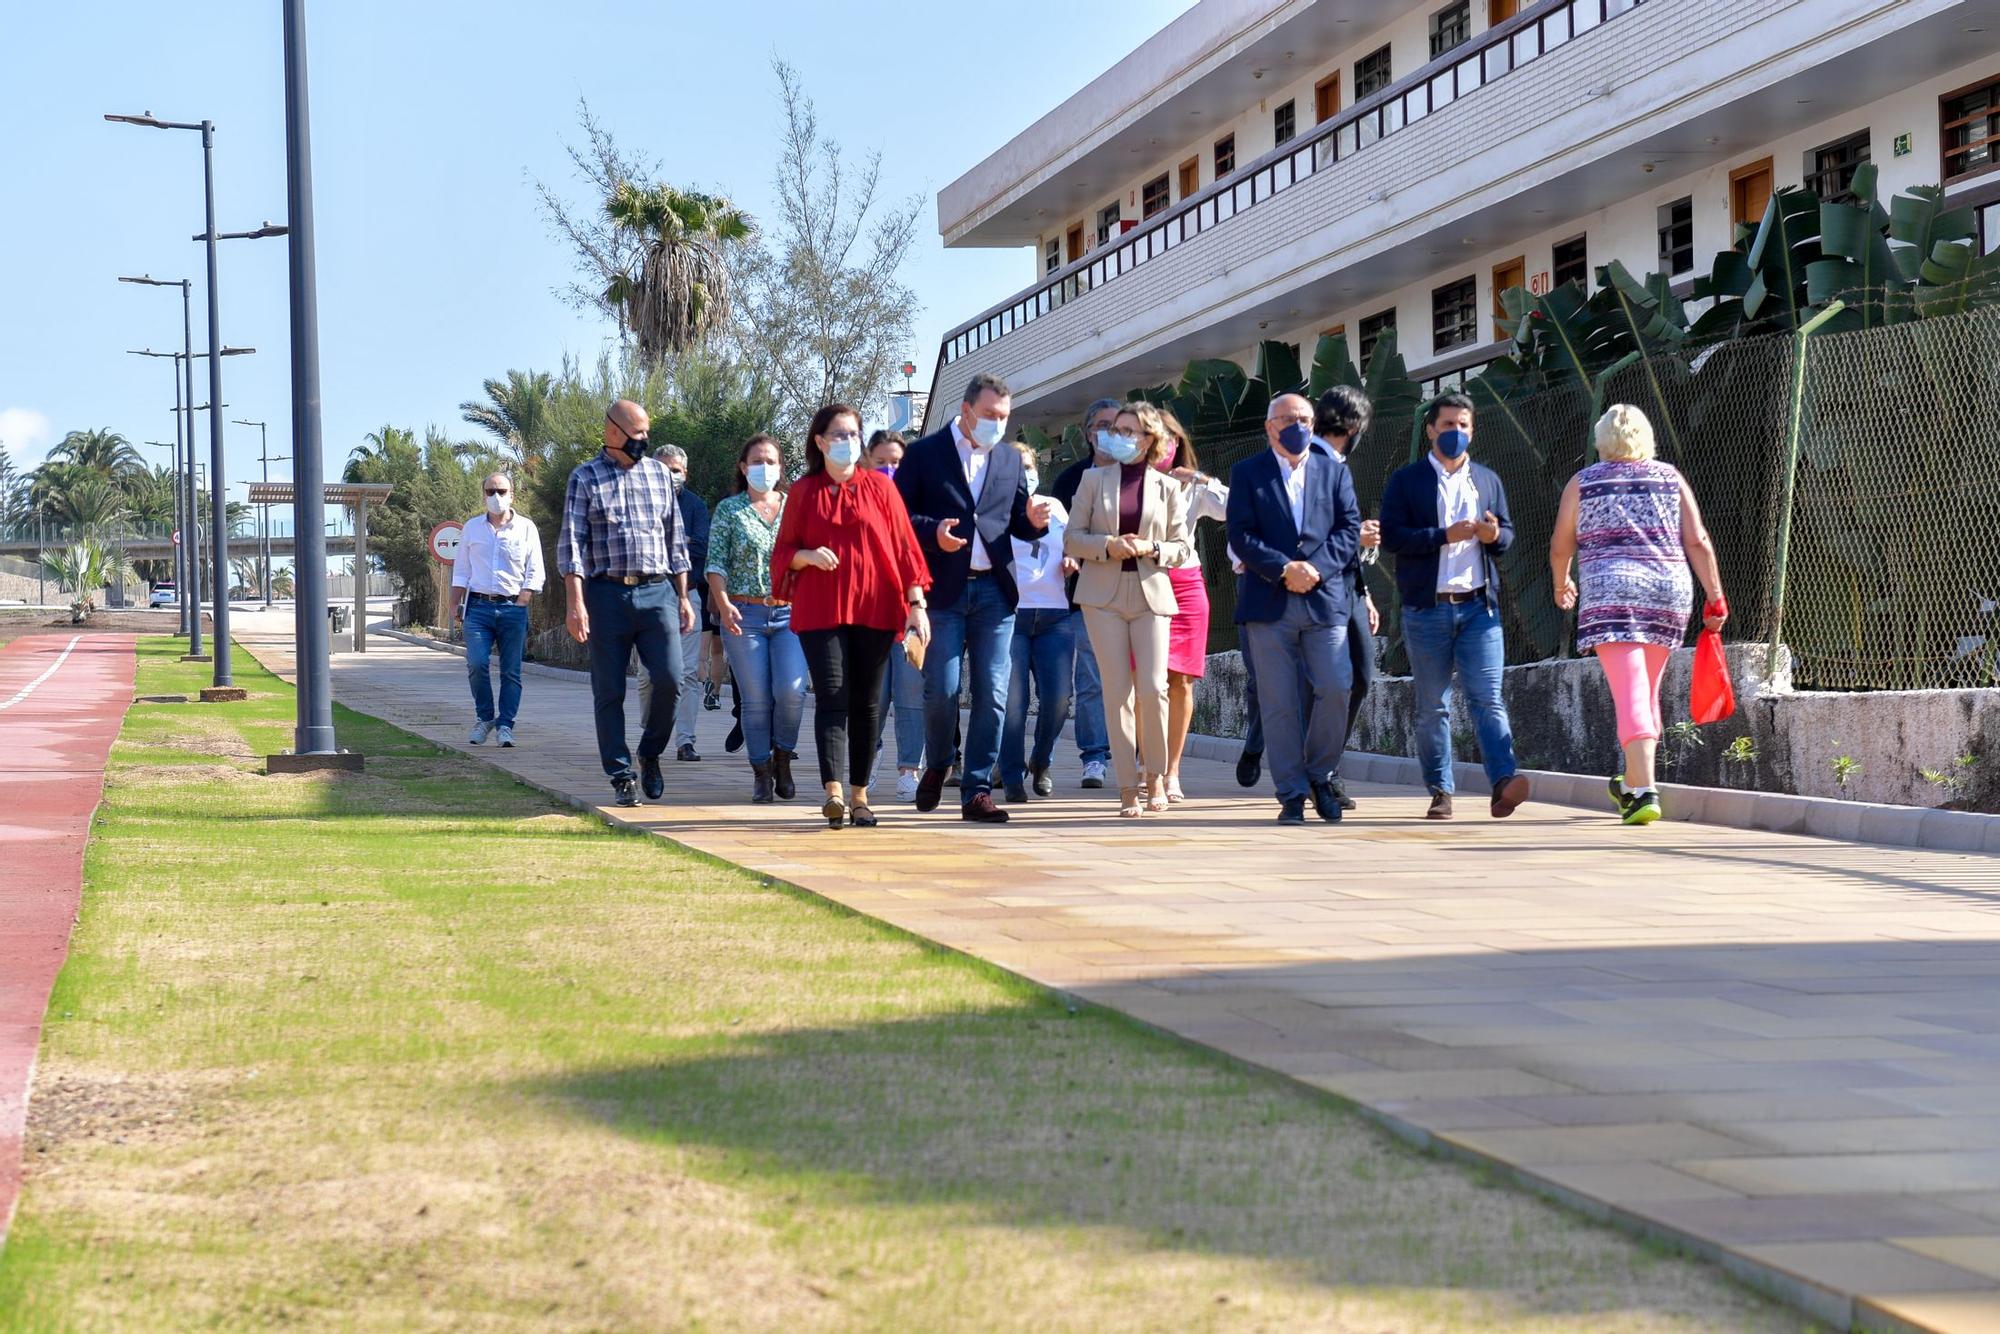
[0,633,134,1243]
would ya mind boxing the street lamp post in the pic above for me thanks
[235,419,286,607]
[119,275,197,644]
[282,0,341,760]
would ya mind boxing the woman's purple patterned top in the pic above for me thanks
[1575,459,1695,650]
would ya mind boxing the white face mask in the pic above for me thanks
[485,492,508,516]
[825,435,864,468]
[745,461,780,494]
[1024,470,1040,493]
[970,416,1006,449]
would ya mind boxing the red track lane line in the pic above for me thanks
[0,633,136,1245]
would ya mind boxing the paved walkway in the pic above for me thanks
[0,633,134,1242]
[244,619,2000,1332]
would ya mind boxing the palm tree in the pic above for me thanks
[52,475,131,531]
[47,428,146,483]
[459,373,554,476]
[347,425,417,476]
[41,538,136,623]
[272,567,295,600]
[603,184,753,365]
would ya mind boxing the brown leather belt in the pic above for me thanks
[1438,589,1485,604]
[732,595,786,606]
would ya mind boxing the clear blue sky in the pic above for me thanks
[2,0,1192,502]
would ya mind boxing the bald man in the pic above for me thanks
[558,399,698,806]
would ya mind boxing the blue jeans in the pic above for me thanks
[866,641,927,788]
[718,602,807,765]
[583,578,684,780]
[1402,598,1517,794]
[1001,608,1076,787]
[1069,607,1110,766]
[1241,598,1351,802]
[923,575,1014,799]
[463,599,528,727]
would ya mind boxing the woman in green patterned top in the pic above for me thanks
[706,434,808,803]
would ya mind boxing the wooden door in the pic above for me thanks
[1492,256,1526,339]
[1731,157,1774,229]
[1066,224,1085,263]
[1314,73,1341,124]
[1177,156,1199,199]
[1490,0,1520,23]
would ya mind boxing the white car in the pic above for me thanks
[149,584,178,608]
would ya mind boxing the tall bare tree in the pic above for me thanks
[736,59,924,439]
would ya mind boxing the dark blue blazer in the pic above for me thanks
[1225,446,1361,625]
[1378,456,1514,613]
[895,425,1044,611]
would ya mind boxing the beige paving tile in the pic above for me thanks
[1444,1121,1764,1167]
[1894,1236,2000,1281]
[1857,1292,2000,1334]
[1738,1240,1994,1295]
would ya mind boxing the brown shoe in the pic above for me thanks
[1491,774,1531,818]
[915,766,948,813]
[1425,788,1454,820]
[961,792,1010,823]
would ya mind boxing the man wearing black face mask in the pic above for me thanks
[558,398,698,807]
[1225,392,1362,826]
[1379,392,1527,822]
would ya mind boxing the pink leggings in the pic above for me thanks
[1594,643,1671,746]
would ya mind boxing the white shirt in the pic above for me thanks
[1278,448,1310,534]
[1429,453,1485,594]
[452,510,545,597]
[1175,472,1228,571]
[1009,497,1069,611]
[950,418,995,571]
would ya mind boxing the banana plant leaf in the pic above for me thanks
[1255,338,1304,397]
[1889,187,1977,283]
[1307,332,1360,398]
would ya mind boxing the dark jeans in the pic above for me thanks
[1001,607,1076,786]
[1069,606,1110,766]
[1242,597,1352,802]
[1243,585,1372,768]
[923,575,1014,799]
[1403,598,1517,794]
[799,624,897,789]
[463,599,528,727]
[583,578,684,780]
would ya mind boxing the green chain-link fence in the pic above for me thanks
[1169,302,2000,692]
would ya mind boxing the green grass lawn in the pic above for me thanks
[0,637,1808,1331]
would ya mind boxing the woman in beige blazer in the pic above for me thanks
[1063,402,1193,817]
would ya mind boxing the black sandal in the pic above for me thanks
[821,795,847,829]
[849,805,877,828]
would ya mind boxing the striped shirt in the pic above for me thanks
[557,452,691,581]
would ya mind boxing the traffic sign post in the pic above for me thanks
[428,521,462,634]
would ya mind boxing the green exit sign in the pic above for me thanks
[1894,132,1914,157]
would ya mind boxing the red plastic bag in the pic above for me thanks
[1690,628,1736,725]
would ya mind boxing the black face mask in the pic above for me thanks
[619,433,650,460]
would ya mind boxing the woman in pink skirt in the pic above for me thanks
[1156,409,1231,804]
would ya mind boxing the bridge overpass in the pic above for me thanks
[0,534,363,560]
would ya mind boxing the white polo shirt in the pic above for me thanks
[452,510,545,597]
[1430,454,1485,594]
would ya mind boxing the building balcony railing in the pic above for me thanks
[927,0,1648,412]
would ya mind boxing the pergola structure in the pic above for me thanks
[245,480,392,652]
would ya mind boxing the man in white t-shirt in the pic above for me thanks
[998,442,1075,804]
[452,471,545,746]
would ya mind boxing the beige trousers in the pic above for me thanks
[1081,576,1172,793]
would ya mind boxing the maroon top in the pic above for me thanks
[771,468,932,637]
[1118,462,1147,572]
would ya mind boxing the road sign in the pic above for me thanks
[171,529,181,547]
[428,521,463,564]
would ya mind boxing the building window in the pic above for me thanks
[1980,201,2000,256]
[1096,202,1122,246]
[1214,134,1236,178]
[1273,99,1297,146]
[1178,156,1200,198]
[1945,77,2000,184]
[1429,1,1471,58]
[1044,238,1061,275]
[1553,234,1589,290]
[1657,197,1694,276]
[1142,174,1170,219]
[1355,45,1392,100]
[1432,277,1478,353]
[1804,129,1871,204]
[1358,308,1397,368]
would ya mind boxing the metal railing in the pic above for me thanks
[927,0,1647,412]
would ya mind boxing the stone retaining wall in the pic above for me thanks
[1194,642,2000,814]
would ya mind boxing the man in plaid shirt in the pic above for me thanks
[559,398,697,806]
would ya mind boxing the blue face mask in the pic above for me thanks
[1102,433,1142,465]
[825,435,864,468]
[1093,428,1120,458]
[1434,427,1471,460]
[1277,423,1313,456]
[876,463,897,478]
[745,461,781,493]
[970,416,1007,449]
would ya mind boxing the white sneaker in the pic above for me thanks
[895,770,919,803]
[1081,760,1108,789]
[495,725,515,748]
[469,719,494,745]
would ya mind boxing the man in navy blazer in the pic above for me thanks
[1226,392,1362,825]
[1378,392,1530,821]
[896,371,1051,822]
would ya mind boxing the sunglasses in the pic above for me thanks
[485,488,510,496]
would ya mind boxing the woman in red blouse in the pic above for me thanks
[772,402,932,828]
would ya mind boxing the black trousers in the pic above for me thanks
[798,625,897,788]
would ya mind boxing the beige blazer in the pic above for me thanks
[1062,463,1193,615]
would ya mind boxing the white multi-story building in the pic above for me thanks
[922,0,2000,432]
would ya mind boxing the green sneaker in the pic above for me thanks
[1622,790,1663,825]
[1607,775,1628,811]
